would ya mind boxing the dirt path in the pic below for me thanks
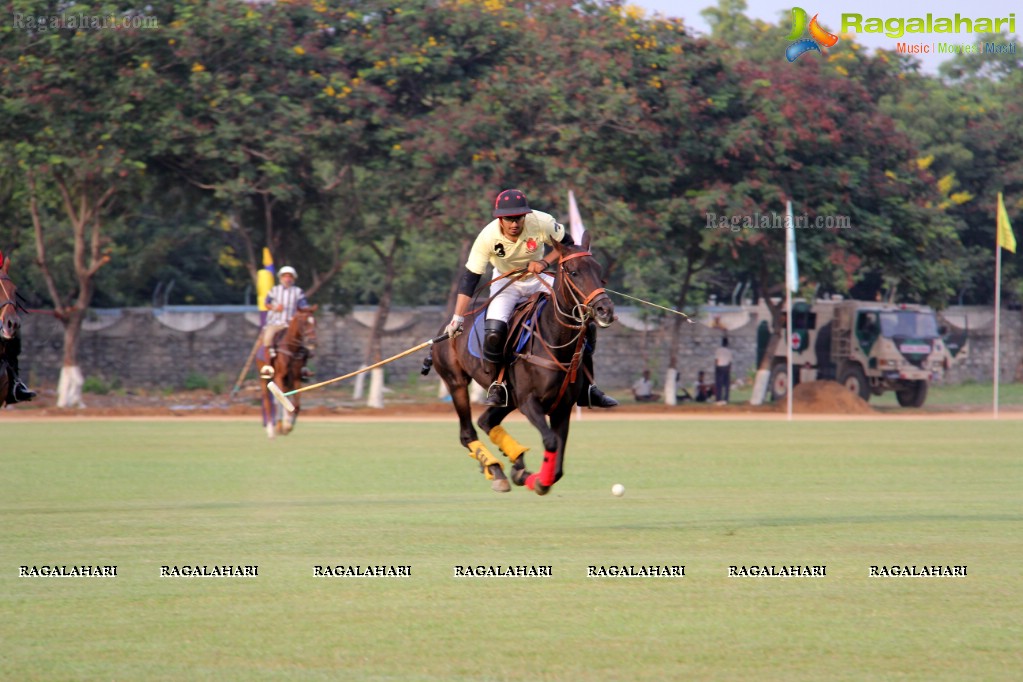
[4,382,1020,421]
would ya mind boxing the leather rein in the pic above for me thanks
[518,250,607,410]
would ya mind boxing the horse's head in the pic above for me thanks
[0,256,20,341]
[552,237,615,328]
[290,305,318,353]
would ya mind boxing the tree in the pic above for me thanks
[1,9,164,405]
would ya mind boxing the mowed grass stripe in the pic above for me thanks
[1,419,1020,681]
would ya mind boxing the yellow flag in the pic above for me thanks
[257,248,275,311]
[997,192,1016,254]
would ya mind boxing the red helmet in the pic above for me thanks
[492,189,533,218]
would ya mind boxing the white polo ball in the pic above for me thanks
[611,483,625,497]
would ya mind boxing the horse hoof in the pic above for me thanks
[524,472,546,494]
[510,461,532,487]
[487,464,510,493]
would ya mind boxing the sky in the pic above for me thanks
[633,0,1018,73]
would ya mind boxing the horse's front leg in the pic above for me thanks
[547,404,573,486]
[261,384,277,440]
[283,397,299,434]
[516,395,562,496]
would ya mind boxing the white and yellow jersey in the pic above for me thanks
[465,210,566,276]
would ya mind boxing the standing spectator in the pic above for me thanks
[632,369,659,402]
[714,337,733,405]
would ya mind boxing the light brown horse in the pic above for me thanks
[261,307,317,438]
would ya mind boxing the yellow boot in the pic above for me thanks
[487,426,532,487]
[467,440,510,493]
[487,425,529,463]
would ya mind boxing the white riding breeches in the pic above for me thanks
[486,273,554,322]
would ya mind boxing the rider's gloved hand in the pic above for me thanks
[444,314,464,338]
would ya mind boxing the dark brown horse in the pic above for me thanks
[261,307,317,438]
[426,235,614,494]
[0,256,23,408]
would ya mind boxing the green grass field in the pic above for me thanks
[2,418,1021,681]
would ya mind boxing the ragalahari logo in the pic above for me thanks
[786,7,839,61]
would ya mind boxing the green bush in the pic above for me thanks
[208,373,227,395]
[182,372,209,391]
[82,376,111,395]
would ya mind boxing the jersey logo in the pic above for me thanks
[494,243,506,257]
[525,238,538,253]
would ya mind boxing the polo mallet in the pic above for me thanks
[605,288,696,324]
[231,332,265,396]
[267,333,452,412]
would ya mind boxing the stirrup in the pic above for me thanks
[259,365,275,380]
[484,382,508,407]
[12,381,36,402]
[581,385,618,409]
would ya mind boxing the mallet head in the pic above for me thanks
[267,381,296,413]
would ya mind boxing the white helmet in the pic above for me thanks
[278,266,297,279]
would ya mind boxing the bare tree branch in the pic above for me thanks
[27,170,69,320]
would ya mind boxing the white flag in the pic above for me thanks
[568,190,587,244]
[786,201,798,293]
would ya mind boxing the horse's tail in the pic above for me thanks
[420,354,433,376]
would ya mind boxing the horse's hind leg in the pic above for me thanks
[438,365,510,493]
[478,406,532,486]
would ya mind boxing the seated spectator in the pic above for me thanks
[632,369,660,402]
[674,370,693,402]
[694,370,716,403]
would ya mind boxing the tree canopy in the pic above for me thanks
[2,0,1020,317]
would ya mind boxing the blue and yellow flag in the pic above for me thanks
[257,247,275,311]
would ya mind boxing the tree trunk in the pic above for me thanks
[368,368,385,409]
[665,255,698,405]
[57,309,86,407]
[356,239,399,406]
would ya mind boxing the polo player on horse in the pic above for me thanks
[0,251,35,404]
[443,189,617,408]
[259,265,310,381]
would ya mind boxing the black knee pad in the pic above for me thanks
[483,319,508,365]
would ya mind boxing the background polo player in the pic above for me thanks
[260,265,309,380]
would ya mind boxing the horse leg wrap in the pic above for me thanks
[538,450,558,487]
[467,440,502,480]
[487,425,528,463]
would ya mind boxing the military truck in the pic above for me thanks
[765,300,965,408]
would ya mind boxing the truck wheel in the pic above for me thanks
[838,364,870,402]
[769,363,789,401]
[896,380,928,408]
